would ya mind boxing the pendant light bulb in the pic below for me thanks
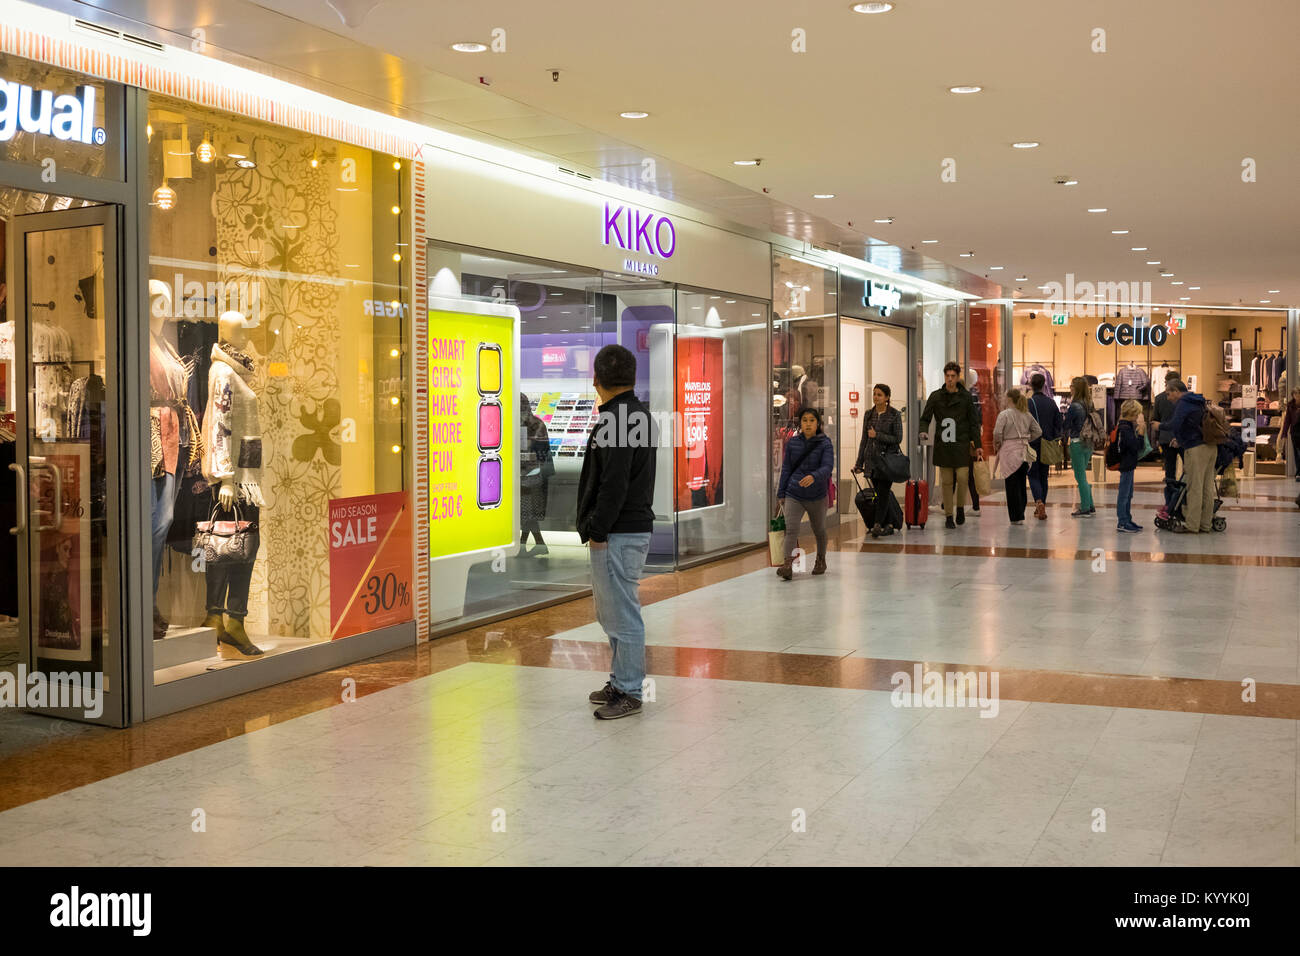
[196,133,215,164]
[153,180,177,211]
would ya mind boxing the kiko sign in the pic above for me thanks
[0,80,104,145]
[603,201,677,260]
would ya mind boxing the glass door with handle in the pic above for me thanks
[9,203,124,725]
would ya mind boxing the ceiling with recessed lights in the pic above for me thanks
[35,0,1300,307]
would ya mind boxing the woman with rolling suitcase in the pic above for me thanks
[852,384,904,538]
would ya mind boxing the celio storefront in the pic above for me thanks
[1,5,419,727]
[420,146,773,634]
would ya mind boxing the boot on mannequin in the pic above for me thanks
[203,310,266,660]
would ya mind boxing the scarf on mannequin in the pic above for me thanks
[217,340,255,373]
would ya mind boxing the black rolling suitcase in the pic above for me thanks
[852,470,877,527]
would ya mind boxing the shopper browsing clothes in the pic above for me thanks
[992,389,1042,525]
[1027,373,1061,520]
[852,384,903,538]
[1065,376,1098,518]
[918,361,980,530]
[576,345,657,719]
[776,407,834,579]
[1114,400,1145,533]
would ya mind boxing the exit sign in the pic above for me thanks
[1172,314,1187,329]
[1051,313,1069,326]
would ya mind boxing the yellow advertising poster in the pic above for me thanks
[428,308,516,558]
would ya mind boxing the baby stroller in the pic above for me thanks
[1154,477,1226,533]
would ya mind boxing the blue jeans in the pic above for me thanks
[150,469,178,597]
[1116,469,1135,527]
[1027,461,1050,504]
[590,532,652,699]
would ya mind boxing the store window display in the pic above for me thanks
[147,96,409,682]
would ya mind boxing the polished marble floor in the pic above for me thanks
[0,475,1295,866]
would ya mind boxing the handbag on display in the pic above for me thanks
[972,458,992,497]
[193,501,259,566]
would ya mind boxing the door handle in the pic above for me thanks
[8,463,24,536]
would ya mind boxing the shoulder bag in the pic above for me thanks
[193,501,259,566]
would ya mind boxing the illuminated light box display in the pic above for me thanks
[428,299,519,559]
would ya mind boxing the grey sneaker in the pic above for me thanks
[594,690,642,720]
[589,681,614,705]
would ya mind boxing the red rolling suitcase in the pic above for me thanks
[904,444,930,530]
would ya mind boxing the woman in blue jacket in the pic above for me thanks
[777,408,834,580]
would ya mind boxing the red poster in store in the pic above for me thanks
[328,491,412,640]
[676,336,724,511]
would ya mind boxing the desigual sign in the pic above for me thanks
[0,80,104,145]
[1095,318,1168,346]
[603,202,677,260]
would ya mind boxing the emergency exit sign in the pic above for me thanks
[1051,313,1069,326]
[1172,314,1187,329]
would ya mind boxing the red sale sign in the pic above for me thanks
[675,336,724,511]
[328,491,412,640]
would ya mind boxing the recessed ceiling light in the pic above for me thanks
[1179,297,1190,301]
[619,110,650,119]
[1159,271,1174,277]
[852,2,894,13]
[235,158,256,169]
[959,251,974,257]
[949,85,982,94]
[1171,281,1184,286]
[752,313,761,317]
[1058,178,1079,186]
[1130,247,1147,251]
[1087,208,1107,213]
[1267,289,1280,293]
[813,193,835,199]
[733,159,761,166]
[1111,229,1129,235]
[1011,141,1039,149]
[1146,261,1161,265]
[988,266,1004,270]
[451,42,487,53]
[921,239,939,244]
[1260,300,1271,304]
[1015,276,1028,281]
[725,299,736,303]
[874,217,894,224]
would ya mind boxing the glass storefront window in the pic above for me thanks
[772,253,838,519]
[674,289,769,560]
[146,95,409,683]
[427,242,772,632]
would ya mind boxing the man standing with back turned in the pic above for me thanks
[577,344,657,719]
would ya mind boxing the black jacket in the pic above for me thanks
[576,390,657,543]
[854,405,903,475]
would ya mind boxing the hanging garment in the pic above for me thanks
[1115,365,1150,400]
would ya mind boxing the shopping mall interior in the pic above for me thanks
[0,0,1297,900]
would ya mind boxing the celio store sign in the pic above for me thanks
[1095,316,1169,346]
[0,79,105,145]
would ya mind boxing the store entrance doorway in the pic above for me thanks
[3,197,125,728]
[838,318,912,520]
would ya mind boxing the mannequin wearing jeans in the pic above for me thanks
[202,310,265,660]
[148,280,188,640]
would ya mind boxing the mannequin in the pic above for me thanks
[149,279,188,640]
[201,310,265,659]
